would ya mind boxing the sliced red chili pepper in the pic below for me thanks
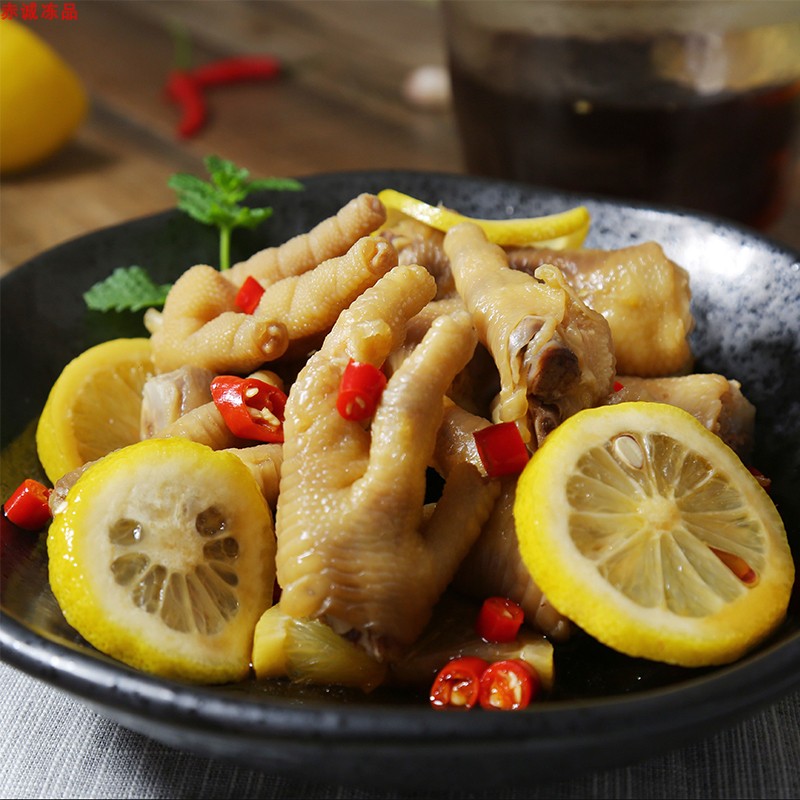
[429,656,489,710]
[235,276,266,314]
[473,422,529,478]
[336,359,387,421]
[476,596,524,643]
[164,69,208,139]
[612,380,625,392]
[4,479,52,532]
[478,659,540,711]
[191,55,282,88]
[211,375,287,443]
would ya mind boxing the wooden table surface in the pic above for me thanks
[2,0,799,277]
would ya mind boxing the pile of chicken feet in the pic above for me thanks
[120,192,756,666]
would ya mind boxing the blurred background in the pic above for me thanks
[1,0,799,275]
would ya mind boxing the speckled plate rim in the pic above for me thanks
[2,170,799,790]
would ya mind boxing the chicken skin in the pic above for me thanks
[610,374,755,459]
[507,242,694,377]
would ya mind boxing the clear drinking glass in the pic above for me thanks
[441,0,800,227]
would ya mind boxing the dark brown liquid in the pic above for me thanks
[448,38,800,227]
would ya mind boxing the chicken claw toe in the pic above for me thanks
[228,192,388,287]
[150,264,289,373]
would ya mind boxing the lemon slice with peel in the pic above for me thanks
[48,437,276,684]
[252,604,387,691]
[377,188,591,249]
[514,402,794,667]
[36,338,155,483]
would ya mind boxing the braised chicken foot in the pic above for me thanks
[253,237,398,359]
[148,264,289,374]
[444,222,615,447]
[276,265,498,661]
[610,374,755,459]
[228,193,387,287]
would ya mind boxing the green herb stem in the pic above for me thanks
[84,157,303,312]
[219,225,232,271]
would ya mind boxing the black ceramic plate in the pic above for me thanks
[2,171,799,792]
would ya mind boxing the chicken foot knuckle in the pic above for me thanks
[255,237,398,359]
[151,264,289,374]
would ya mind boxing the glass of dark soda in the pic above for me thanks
[442,0,800,227]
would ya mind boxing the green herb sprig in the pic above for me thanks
[83,155,303,313]
[169,155,303,271]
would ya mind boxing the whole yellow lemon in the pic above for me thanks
[0,19,88,174]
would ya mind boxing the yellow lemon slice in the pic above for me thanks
[36,338,155,483]
[252,604,387,692]
[377,188,591,249]
[0,19,88,174]
[48,438,276,684]
[514,402,794,667]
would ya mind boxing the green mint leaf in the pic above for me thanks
[168,173,219,225]
[83,266,172,312]
[246,177,304,193]
[207,155,250,199]
[220,205,273,230]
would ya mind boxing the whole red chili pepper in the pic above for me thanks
[211,375,287,443]
[478,659,540,711]
[430,656,489,710]
[191,55,281,88]
[4,479,52,532]
[164,55,281,139]
[475,596,524,643]
[165,69,208,139]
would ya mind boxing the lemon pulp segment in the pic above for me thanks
[47,438,276,684]
[514,402,794,667]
